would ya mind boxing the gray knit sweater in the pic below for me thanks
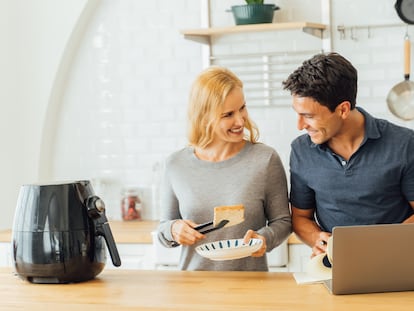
[157,141,292,271]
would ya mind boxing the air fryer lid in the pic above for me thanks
[13,180,94,232]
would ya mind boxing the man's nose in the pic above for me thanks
[297,115,306,130]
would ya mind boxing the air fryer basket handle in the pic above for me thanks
[97,222,121,267]
[86,196,121,267]
[98,221,121,267]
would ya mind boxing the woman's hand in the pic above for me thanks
[243,229,267,257]
[171,219,205,246]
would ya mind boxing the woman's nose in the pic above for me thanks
[235,112,245,125]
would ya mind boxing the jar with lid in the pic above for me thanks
[121,187,142,221]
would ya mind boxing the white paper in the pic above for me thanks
[293,272,331,285]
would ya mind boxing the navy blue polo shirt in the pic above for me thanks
[289,107,414,232]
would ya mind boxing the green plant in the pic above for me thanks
[245,0,264,4]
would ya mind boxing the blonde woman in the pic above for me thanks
[157,66,291,271]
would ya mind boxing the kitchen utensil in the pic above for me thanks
[395,0,414,24]
[12,180,121,284]
[195,204,244,234]
[386,33,414,120]
[170,219,230,247]
[194,219,230,234]
[195,238,263,261]
[170,204,244,246]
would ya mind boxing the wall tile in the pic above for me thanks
[52,0,414,220]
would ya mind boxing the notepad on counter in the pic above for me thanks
[293,272,331,285]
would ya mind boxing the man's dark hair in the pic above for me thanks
[282,52,358,112]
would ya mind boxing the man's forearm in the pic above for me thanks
[292,216,323,247]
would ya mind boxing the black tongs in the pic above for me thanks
[194,219,229,234]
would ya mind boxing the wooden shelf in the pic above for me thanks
[180,22,327,44]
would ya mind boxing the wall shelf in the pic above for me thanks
[180,22,327,44]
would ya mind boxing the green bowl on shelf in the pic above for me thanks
[230,4,280,25]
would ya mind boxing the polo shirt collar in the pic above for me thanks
[357,107,381,140]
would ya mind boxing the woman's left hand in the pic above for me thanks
[243,229,267,257]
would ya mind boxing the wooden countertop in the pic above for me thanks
[0,220,302,244]
[0,229,10,243]
[1,267,413,310]
[0,220,159,244]
[108,220,158,243]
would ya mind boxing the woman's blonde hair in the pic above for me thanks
[187,66,259,148]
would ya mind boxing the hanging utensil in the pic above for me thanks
[395,0,414,24]
[386,32,414,120]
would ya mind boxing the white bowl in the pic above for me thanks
[195,238,263,261]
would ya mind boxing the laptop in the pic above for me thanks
[323,223,414,295]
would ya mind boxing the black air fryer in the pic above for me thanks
[12,180,121,283]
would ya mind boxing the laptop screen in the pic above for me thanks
[328,223,414,295]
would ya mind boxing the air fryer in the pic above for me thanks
[12,180,121,283]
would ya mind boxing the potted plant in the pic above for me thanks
[230,0,280,25]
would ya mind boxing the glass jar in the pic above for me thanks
[121,188,142,221]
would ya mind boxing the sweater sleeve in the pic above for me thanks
[157,157,181,248]
[257,150,292,251]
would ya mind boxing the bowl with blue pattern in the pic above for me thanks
[195,238,263,261]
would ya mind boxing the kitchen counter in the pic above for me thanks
[0,220,158,244]
[1,220,301,270]
[0,229,11,243]
[107,220,158,243]
[0,267,413,310]
[0,220,301,244]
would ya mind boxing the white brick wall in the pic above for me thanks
[50,0,414,220]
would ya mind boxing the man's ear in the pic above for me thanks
[336,101,351,119]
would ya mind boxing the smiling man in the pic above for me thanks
[282,52,414,258]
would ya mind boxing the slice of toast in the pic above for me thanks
[213,204,244,228]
